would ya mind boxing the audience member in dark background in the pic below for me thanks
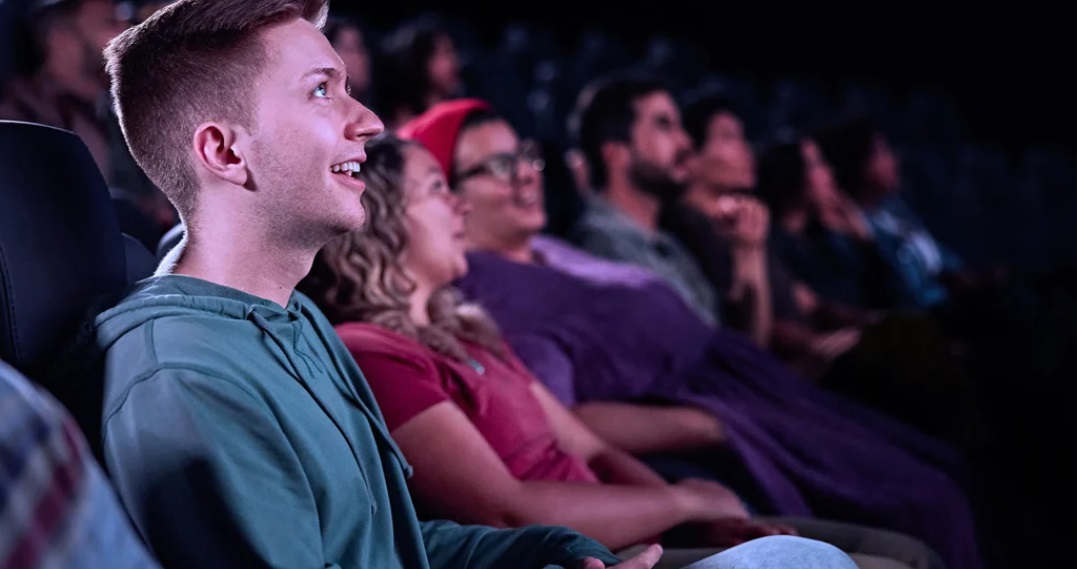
[0,0,124,178]
[757,136,896,310]
[664,90,867,379]
[397,93,985,569]
[814,117,967,309]
[324,15,373,105]
[376,13,462,130]
[0,0,1072,568]
[0,0,174,251]
[304,132,959,569]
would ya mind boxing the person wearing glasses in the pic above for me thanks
[296,101,940,569]
[386,97,970,569]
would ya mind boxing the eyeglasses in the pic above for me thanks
[454,140,545,186]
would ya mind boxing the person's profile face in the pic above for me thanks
[454,120,547,248]
[693,112,755,192]
[69,0,129,75]
[402,144,471,288]
[426,34,460,97]
[625,91,693,200]
[243,18,384,238]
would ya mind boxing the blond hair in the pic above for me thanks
[105,0,329,221]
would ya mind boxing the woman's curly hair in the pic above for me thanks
[300,134,504,362]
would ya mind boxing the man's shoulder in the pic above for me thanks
[80,279,279,388]
[575,198,623,230]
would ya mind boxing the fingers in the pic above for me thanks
[778,523,800,536]
[754,520,797,536]
[615,544,664,568]
[711,518,763,546]
[812,328,861,359]
[580,557,608,569]
[838,328,862,347]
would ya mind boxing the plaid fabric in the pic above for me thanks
[0,360,159,569]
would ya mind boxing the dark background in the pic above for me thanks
[337,0,1076,154]
[0,0,1071,152]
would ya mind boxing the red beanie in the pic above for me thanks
[396,98,492,181]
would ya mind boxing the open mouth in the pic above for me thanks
[513,191,541,208]
[330,161,362,179]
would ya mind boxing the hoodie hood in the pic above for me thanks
[51,274,412,483]
[88,275,302,349]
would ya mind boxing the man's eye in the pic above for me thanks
[490,158,514,177]
[312,82,329,99]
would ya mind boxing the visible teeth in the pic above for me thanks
[331,161,362,174]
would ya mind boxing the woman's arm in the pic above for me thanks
[572,401,725,455]
[531,383,747,519]
[391,402,704,551]
[530,383,669,488]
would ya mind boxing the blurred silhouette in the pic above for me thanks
[377,13,462,130]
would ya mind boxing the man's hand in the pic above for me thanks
[698,518,798,547]
[808,327,861,363]
[580,544,663,569]
[712,194,770,249]
[809,182,871,240]
[672,478,751,520]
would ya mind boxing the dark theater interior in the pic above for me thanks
[1,1,1073,568]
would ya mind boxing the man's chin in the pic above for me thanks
[642,181,687,204]
[328,211,367,236]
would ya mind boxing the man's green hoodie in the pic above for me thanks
[54,275,619,569]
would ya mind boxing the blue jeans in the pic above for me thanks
[680,536,858,569]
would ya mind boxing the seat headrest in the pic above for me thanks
[0,120,128,380]
[124,233,158,282]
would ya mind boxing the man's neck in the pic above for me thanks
[172,222,317,308]
[603,180,660,233]
[467,233,537,265]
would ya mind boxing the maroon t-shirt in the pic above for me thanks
[337,322,599,484]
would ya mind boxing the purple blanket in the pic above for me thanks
[457,239,980,569]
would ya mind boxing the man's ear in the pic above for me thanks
[600,139,629,173]
[192,123,249,187]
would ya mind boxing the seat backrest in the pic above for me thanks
[0,120,131,380]
[124,233,158,282]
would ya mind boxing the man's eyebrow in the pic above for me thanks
[302,67,343,81]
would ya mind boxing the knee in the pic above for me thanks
[713,535,858,569]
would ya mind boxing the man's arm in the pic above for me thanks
[421,519,622,569]
[792,281,876,330]
[770,319,860,380]
[103,368,335,569]
[572,401,725,455]
[724,246,772,347]
[710,196,773,347]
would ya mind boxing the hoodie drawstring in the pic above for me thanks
[247,308,378,514]
[297,304,415,479]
